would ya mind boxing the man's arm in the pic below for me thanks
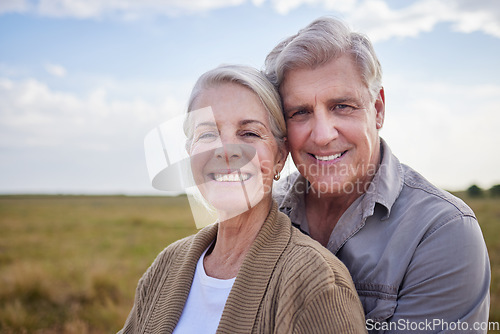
[386,215,490,334]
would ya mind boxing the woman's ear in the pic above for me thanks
[275,137,289,172]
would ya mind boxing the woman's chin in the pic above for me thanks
[206,190,266,220]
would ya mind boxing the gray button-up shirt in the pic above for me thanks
[273,139,490,333]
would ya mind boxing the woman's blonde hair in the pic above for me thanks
[183,64,286,150]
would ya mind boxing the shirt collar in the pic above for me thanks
[277,138,404,223]
[275,172,311,234]
[364,138,404,220]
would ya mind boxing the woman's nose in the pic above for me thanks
[214,143,243,161]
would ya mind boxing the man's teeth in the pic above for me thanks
[314,153,342,161]
[214,173,250,182]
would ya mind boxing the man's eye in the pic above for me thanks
[332,104,354,113]
[289,109,309,119]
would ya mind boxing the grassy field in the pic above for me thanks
[0,193,498,333]
[0,195,198,334]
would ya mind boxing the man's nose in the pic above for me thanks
[311,110,339,146]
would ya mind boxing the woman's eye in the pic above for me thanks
[196,131,218,141]
[242,131,260,138]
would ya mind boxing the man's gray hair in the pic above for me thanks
[264,16,382,100]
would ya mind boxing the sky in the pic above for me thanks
[0,0,499,195]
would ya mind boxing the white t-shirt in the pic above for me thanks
[173,246,236,334]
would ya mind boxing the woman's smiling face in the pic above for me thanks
[188,82,283,219]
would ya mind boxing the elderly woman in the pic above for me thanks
[119,65,366,334]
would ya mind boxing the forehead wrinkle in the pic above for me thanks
[317,82,369,105]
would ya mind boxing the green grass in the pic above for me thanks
[0,193,498,333]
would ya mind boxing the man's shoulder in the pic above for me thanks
[398,163,476,219]
[377,139,474,219]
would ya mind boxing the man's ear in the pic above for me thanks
[375,87,385,130]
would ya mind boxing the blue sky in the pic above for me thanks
[1,0,499,194]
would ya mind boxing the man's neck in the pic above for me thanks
[303,140,384,247]
[305,190,362,247]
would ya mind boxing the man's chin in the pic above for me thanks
[305,175,355,196]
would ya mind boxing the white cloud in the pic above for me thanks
[381,76,500,190]
[12,0,246,19]
[0,77,185,150]
[0,0,29,14]
[0,76,193,194]
[1,0,499,41]
[270,0,500,41]
[44,63,67,77]
[348,0,500,42]
[271,0,357,15]
[347,0,444,41]
[448,0,500,37]
[251,0,267,6]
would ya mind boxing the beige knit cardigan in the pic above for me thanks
[118,202,366,334]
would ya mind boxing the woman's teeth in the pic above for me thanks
[314,152,342,161]
[214,173,250,182]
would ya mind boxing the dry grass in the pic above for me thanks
[0,193,498,332]
[0,195,198,333]
[454,192,500,327]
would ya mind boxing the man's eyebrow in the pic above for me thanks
[327,97,358,105]
[284,96,359,114]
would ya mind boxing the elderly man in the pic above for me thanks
[266,17,490,333]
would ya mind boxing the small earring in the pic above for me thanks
[273,172,281,181]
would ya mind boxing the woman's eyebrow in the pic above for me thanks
[240,119,267,128]
[194,121,216,129]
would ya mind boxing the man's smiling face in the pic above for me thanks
[280,55,385,197]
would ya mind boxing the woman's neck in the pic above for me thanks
[203,198,272,279]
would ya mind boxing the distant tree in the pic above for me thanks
[467,184,483,198]
[489,184,500,197]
